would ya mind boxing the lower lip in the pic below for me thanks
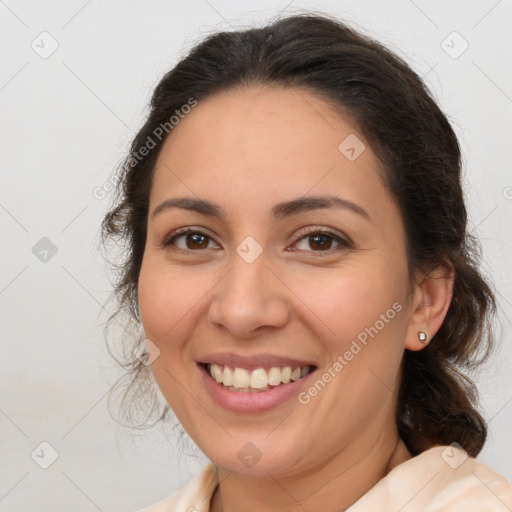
[199,364,316,413]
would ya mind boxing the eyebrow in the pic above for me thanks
[151,195,372,222]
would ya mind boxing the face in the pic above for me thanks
[138,85,415,478]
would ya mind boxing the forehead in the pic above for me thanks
[150,85,393,222]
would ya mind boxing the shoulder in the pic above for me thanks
[348,445,512,511]
[132,463,219,512]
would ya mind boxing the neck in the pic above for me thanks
[209,428,411,512]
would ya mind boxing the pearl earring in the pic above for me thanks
[418,331,428,344]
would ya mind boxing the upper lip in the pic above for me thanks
[198,352,317,371]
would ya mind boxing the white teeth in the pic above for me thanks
[222,366,233,386]
[207,364,313,391]
[211,363,223,383]
[268,367,282,386]
[291,368,301,381]
[233,368,250,388]
[281,367,292,384]
[250,368,268,389]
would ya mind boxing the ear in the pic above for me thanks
[405,263,454,351]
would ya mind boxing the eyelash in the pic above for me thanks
[162,226,352,255]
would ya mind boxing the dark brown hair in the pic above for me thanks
[101,13,496,456]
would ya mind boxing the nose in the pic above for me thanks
[207,253,290,339]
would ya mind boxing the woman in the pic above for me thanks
[102,13,512,511]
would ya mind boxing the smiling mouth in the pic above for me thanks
[201,363,316,393]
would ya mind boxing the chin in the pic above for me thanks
[201,434,307,478]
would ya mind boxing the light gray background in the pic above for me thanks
[1,1,511,511]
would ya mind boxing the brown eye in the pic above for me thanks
[164,229,220,251]
[308,234,333,251]
[184,232,209,249]
[292,228,352,253]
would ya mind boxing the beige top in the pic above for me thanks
[135,446,512,511]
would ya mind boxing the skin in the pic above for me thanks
[138,85,453,512]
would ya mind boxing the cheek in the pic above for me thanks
[137,256,201,342]
[292,259,410,402]
[295,261,406,343]
[137,267,172,340]
[137,258,201,414]
[295,265,408,407]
